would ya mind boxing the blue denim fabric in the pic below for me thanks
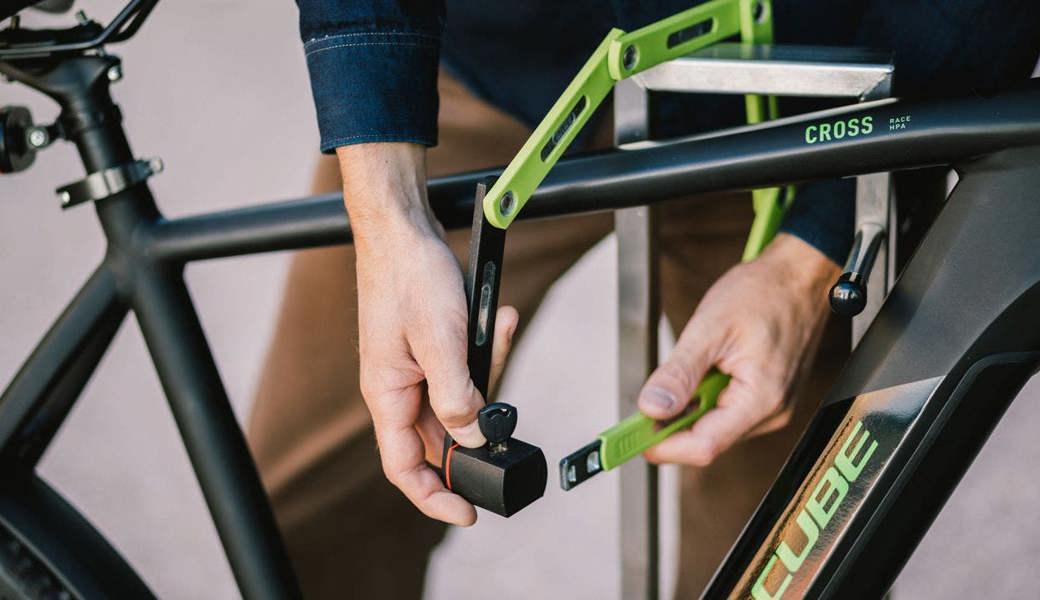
[297,0,445,150]
[296,0,1040,264]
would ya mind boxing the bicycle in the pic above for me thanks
[1,1,1039,599]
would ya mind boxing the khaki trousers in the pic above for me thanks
[247,71,847,599]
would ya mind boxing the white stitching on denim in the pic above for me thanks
[321,134,432,147]
[305,41,433,57]
[303,31,437,50]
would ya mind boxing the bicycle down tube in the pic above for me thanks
[703,145,1040,599]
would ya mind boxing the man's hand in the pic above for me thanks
[340,143,519,527]
[638,233,839,466]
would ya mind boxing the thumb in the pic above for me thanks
[489,306,519,394]
[638,331,715,420]
[417,316,487,449]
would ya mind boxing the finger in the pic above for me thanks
[415,400,447,466]
[638,325,717,420]
[644,383,763,466]
[488,305,520,394]
[416,318,487,448]
[746,405,793,438]
[375,411,477,526]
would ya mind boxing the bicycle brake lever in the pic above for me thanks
[440,177,547,517]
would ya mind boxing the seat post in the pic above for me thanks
[1,53,163,244]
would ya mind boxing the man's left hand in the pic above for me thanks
[637,233,840,466]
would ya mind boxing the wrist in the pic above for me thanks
[762,233,841,295]
[336,142,440,248]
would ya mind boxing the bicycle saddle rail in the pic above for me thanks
[0,0,157,57]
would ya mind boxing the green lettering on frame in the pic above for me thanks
[752,554,793,600]
[836,420,878,482]
[819,122,832,141]
[776,511,819,572]
[806,466,849,529]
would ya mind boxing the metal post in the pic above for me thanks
[614,77,660,600]
[852,173,892,345]
[852,80,896,346]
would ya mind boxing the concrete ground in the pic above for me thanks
[1,2,1038,598]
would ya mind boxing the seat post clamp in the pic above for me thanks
[56,157,163,209]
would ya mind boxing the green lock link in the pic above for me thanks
[482,0,751,229]
[482,29,624,229]
[738,0,797,260]
[605,0,743,81]
[599,369,730,470]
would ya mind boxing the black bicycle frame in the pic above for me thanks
[703,145,1040,599]
[2,46,1040,598]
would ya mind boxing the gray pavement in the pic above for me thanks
[1,3,1037,599]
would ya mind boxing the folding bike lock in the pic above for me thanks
[442,0,788,504]
[439,178,547,517]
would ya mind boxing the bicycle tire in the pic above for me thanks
[0,474,154,600]
[0,521,72,600]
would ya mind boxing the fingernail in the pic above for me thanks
[453,421,486,448]
[641,387,676,411]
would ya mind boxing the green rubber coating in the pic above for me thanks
[598,369,730,470]
[606,0,742,80]
[482,0,755,230]
[482,29,624,229]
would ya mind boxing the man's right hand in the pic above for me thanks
[337,143,519,527]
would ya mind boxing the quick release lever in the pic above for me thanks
[830,222,885,316]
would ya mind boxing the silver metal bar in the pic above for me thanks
[852,59,895,347]
[615,77,659,600]
[852,173,892,344]
[634,44,893,99]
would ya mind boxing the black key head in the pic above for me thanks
[478,402,518,445]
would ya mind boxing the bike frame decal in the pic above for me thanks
[803,116,875,145]
[731,376,943,600]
